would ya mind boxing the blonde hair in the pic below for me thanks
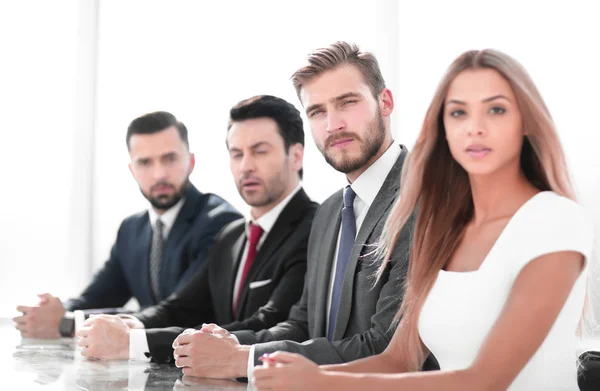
[377,49,577,371]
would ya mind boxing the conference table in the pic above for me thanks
[3,315,599,390]
[0,318,251,390]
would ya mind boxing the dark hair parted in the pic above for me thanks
[126,111,189,150]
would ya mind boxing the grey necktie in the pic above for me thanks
[328,185,357,341]
[149,219,165,300]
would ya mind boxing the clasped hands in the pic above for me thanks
[173,324,326,390]
[74,317,327,390]
[75,314,144,360]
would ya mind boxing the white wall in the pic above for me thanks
[0,0,92,314]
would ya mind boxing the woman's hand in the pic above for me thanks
[253,352,327,391]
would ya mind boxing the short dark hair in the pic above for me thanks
[228,95,304,178]
[126,111,189,150]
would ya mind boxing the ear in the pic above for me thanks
[289,143,304,174]
[188,152,196,175]
[128,162,135,178]
[379,88,394,117]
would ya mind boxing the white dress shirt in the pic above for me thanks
[148,197,185,239]
[128,197,186,361]
[130,185,302,361]
[247,143,401,378]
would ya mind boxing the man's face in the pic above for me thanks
[301,64,388,175]
[227,118,302,211]
[128,126,194,211]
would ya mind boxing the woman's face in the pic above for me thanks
[443,68,524,178]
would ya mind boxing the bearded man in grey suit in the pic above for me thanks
[171,41,437,379]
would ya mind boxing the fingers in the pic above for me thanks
[76,327,90,338]
[173,344,190,359]
[12,315,27,325]
[83,317,95,327]
[83,315,111,327]
[261,351,302,365]
[81,346,96,359]
[253,366,277,389]
[76,336,88,348]
[173,332,194,347]
[200,323,219,332]
[37,293,52,303]
[15,322,29,333]
[253,365,270,378]
[175,355,192,368]
[212,327,229,336]
[199,323,228,336]
[16,305,34,314]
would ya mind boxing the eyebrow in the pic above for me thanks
[446,94,512,105]
[482,94,512,103]
[229,141,272,153]
[133,150,178,162]
[161,151,178,159]
[305,92,362,115]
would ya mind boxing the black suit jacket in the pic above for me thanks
[64,184,242,311]
[233,146,429,367]
[134,189,318,363]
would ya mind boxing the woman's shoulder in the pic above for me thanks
[521,191,590,229]
[510,191,594,262]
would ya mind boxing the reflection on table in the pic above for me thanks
[1,318,250,390]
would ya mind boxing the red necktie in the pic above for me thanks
[234,222,264,315]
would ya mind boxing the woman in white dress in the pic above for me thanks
[253,49,594,390]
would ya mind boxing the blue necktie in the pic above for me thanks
[328,185,357,341]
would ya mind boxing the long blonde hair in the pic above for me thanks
[378,49,576,371]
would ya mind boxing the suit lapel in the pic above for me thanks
[162,185,201,260]
[235,189,311,318]
[227,230,246,317]
[314,196,342,337]
[160,185,202,297]
[333,146,407,340]
[138,215,153,301]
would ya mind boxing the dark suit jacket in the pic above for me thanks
[64,184,242,311]
[233,146,419,366]
[134,189,318,363]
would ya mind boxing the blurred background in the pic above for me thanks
[1,0,599,327]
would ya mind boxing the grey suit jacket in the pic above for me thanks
[233,145,413,365]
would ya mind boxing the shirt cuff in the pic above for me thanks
[247,344,256,379]
[129,329,151,362]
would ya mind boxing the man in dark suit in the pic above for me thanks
[14,111,241,339]
[169,42,437,379]
[74,95,318,363]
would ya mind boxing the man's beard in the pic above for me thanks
[141,179,189,211]
[321,113,386,174]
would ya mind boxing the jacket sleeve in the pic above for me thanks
[64,223,131,311]
[134,261,215,330]
[174,205,242,292]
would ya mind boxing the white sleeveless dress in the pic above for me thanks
[419,192,594,390]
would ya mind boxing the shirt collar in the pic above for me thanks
[148,197,186,236]
[350,143,401,208]
[247,184,302,236]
